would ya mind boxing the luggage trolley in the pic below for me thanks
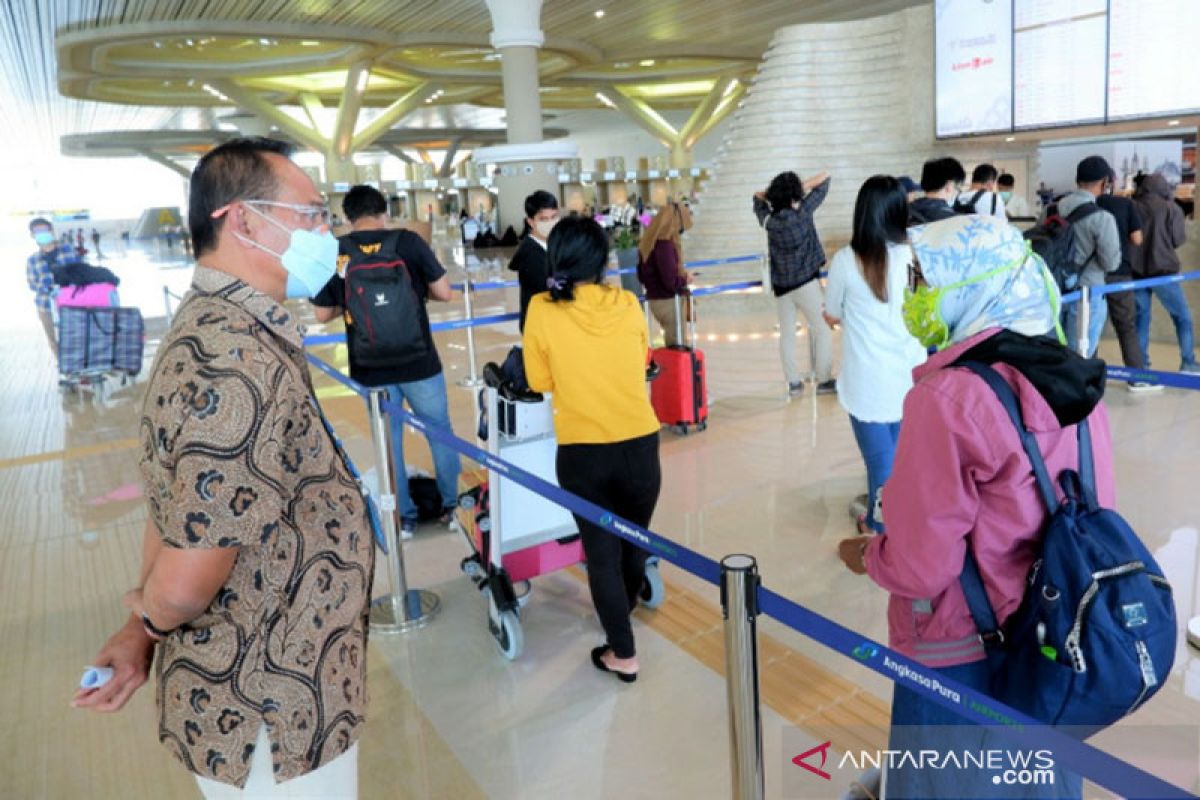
[457,385,665,660]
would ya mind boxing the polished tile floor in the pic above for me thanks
[2,237,1198,799]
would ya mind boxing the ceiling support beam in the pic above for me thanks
[137,148,191,179]
[687,79,746,147]
[350,82,437,153]
[439,137,464,177]
[298,92,326,133]
[331,62,371,160]
[601,85,679,147]
[680,75,739,148]
[382,145,417,165]
[212,79,329,153]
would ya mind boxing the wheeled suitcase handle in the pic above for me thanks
[672,289,696,349]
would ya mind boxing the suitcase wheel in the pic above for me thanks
[640,557,666,610]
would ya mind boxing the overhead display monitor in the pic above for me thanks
[934,0,1013,137]
[1108,0,1200,120]
[935,0,1200,137]
[1013,0,1107,129]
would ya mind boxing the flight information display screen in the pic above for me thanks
[935,0,1013,137]
[1013,3,1106,129]
[1108,0,1200,120]
[935,0,1199,137]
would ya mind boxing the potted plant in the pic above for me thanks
[611,225,643,297]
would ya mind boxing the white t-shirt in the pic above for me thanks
[824,243,927,423]
[955,189,1008,220]
[1004,193,1033,218]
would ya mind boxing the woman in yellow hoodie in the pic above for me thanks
[523,216,662,682]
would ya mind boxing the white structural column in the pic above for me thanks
[686,5,1036,262]
[481,0,574,230]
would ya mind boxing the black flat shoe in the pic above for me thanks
[591,645,637,683]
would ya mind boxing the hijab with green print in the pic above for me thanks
[907,214,1061,348]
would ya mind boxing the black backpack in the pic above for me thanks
[340,230,429,369]
[1022,204,1101,293]
[952,189,998,215]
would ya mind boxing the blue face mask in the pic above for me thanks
[33,230,55,247]
[238,207,338,298]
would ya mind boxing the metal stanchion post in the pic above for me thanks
[721,554,764,800]
[163,286,173,326]
[366,390,440,633]
[1078,287,1092,357]
[457,277,483,388]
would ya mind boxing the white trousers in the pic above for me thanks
[775,281,833,385]
[195,727,358,800]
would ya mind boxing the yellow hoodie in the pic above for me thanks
[522,283,660,445]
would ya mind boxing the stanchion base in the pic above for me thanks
[369,589,440,634]
[1187,616,1200,651]
[457,377,484,388]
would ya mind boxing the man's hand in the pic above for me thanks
[72,614,155,713]
[822,311,840,329]
[837,537,869,575]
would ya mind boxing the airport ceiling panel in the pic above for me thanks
[3,0,927,162]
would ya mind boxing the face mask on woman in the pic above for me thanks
[534,216,558,239]
[901,255,1027,350]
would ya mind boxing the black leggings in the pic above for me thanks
[556,432,661,659]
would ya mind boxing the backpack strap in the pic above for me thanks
[957,361,1058,514]
[1075,417,1099,512]
[960,548,1005,648]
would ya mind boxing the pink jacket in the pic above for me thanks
[864,330,1115,667]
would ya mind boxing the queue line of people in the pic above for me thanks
[62,136,1175,799]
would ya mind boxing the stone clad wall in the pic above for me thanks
[686,5,1035,268]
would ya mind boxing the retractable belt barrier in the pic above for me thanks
[1059,269,1200,306]
[305,346,1198,799]
[446,253,764,293]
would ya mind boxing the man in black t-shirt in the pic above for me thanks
[1096,174,1153,390]
[311,185,460,536]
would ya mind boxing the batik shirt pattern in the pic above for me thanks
[139,266,374,788]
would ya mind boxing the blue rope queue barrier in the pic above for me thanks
[447,253,764,292]
[307,348,1197,800]
[306,268,1200,393]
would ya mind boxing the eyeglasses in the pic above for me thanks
[244,200,331,228]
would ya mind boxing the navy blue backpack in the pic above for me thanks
[957,362,1176,730]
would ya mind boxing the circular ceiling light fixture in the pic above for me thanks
[594,9,605,19]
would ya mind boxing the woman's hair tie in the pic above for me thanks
[547,275,568,292]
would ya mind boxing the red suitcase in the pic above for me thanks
[650,292,708,434]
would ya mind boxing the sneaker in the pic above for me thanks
[788,382,804,396]
[400,520,417,541]
[1127,381,1163,393]
[848,493,869,521]
[815,379,837,395]
[438,507,461,531]
[1181,362,1200,374]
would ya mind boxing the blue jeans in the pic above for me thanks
[889,660,1082,799]
[1062,292,1107,357]
[849,416,902,533]
[381,372,461,524]
[1135,283,1197,369]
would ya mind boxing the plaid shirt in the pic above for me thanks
[753,177,831,296]
[26,243,79,311]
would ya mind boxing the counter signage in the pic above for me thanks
[603,171,617,180]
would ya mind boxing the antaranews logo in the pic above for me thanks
[791,741,832,781]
